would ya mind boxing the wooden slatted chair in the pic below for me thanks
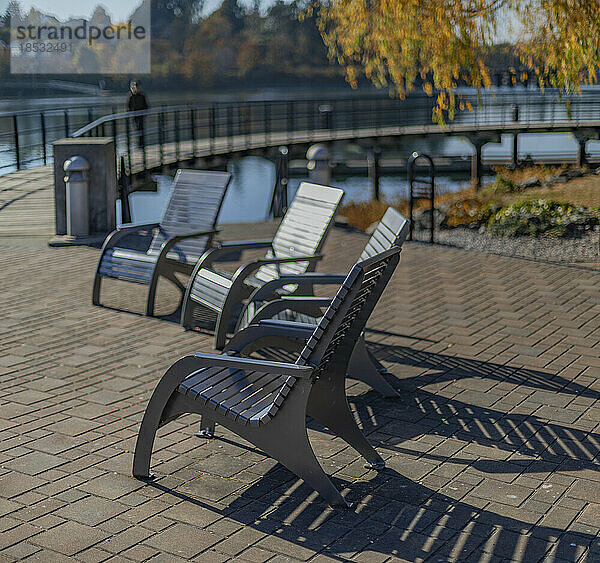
[133,246,401,508]
[228,207,409,397]
[92,170,231,316]
[180,182,344,349]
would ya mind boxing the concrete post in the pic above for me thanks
[471,141,484,189]
[577,136,588,168]
[306,144,331,185]
[468,133,501,189]
[52,138,117,242]
[367,148,381,201]
[572,130,599,169]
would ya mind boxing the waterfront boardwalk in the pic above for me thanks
[0,166,54,237]
[0,218,600,562]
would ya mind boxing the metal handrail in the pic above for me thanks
[72,105,210,137]
[4,89,600,175]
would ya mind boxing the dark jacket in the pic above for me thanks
[127,92,149,112]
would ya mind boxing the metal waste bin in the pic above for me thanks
[64,155,90,237]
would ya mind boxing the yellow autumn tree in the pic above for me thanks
[313,0,600,121]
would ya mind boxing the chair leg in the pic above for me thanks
[133,357,198,479]
[257,424,350,508]
[146,271,160,317]
[308,383,385,470]
[214,294,238,350]
[181,294,195,330]
[92,272,102,306]
[196,415,215,438]
[348,336,399,398]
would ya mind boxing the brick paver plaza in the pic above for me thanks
[1,225,599,562]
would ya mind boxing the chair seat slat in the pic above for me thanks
[180,367,237,398]
[211,372,279,411]
[199,370,263,403]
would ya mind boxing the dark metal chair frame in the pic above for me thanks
[180,182,344,349]
[92,170,232,316]
[133,246,402,508]
[230,207,410,398]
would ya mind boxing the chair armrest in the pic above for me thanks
[193,239,274,269]
[246,297,331,326]
[232,254,324,287]
[256,319,317,331]
[101,222,160,250]
[271,296,332,305]
[219,239,274,250]
[159,229,221,256]
[223,322,315,355]
[248,273,346,304]
[192,352,313,378]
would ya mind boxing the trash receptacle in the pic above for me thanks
[64,155,90,237]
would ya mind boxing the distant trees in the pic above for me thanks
[167,0,339,87]
[2,0,599,104]
[0,0,341,87]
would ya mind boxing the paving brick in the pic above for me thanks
[54,496,128,526]
[3,451,67,475]
[1,227,600,562]
[144,523,223,558]
[0,473,47,499]
[97,525,154,554]
[30,521,109,556]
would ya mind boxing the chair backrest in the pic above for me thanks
[253,247,402,424]
[297,246,402,373]
[253,182,344,284]
[148,170,231,262]
[359,207,410,262]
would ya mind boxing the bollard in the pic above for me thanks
[306,144,331,185]
[64,155,90,237]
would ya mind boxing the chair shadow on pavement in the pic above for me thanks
[368,342,599,398]
[350,342,600,467]
[138,342,599,561]
[147,455,597,562]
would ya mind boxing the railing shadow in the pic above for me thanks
[0,184,50,211]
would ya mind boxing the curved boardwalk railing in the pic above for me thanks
[0,100,206,173]
[5,89,600,176]
[71,90,600,177]
[0,103,120,172]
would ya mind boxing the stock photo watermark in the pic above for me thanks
[10,1,150,74]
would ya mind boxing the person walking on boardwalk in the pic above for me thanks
[127,80,149,147]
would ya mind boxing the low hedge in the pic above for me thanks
[486,199,600,237]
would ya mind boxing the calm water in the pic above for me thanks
[118,156,490,225]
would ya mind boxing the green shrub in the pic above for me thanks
[487,199,600,237]
[492,173,519,194]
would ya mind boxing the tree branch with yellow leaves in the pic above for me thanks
[312,0,600,122]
